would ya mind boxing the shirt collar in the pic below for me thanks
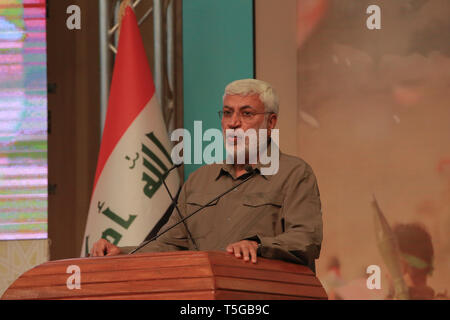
[214,150,281,181]
[214,163,267,180]
[216,144,281,180]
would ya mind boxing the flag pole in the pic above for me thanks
[118,0,133,36]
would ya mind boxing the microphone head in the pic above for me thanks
[244,165,254,174]
[174,162,183,168]
[167,162,183,173]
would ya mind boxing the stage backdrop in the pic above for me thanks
[0,0,48,295]
[296,0,450,298]
[182,0,254,179]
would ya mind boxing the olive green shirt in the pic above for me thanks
[121,153,323,272]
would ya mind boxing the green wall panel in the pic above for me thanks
[182,0,254,179]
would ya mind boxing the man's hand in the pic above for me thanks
[226,240,259,263]
[90,239,121,257]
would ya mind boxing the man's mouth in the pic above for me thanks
[226,136,243,145]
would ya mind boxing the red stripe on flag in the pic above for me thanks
[93,6,155,192]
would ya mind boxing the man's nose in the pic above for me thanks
[227,112,242,128]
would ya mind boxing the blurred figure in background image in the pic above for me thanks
[436,158,450,273]
[296,0,450,298]
[332,266,386,300]
[320,256,346,299]
[386,223,446,300]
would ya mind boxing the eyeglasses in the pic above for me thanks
[218,110,273,121]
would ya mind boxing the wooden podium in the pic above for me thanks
[1,251,327,300]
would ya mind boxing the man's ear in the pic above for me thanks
[267,113,277,132]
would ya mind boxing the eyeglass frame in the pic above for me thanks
[218,109,274,121]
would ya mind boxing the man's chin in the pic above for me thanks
[225,143,247,163]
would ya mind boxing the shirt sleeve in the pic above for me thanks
[251,164,323,272]
[119,183,190,254]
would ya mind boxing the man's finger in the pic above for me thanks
[241,246,250,261]
[249,246,257,263]
[95,244,105,257]
[106,245,120,256]
[233,245,242,258]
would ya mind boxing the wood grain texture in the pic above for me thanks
[1,251,327,300]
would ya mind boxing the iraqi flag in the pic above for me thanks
[81,6,179,256]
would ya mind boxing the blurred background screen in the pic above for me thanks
[0,0,47,240]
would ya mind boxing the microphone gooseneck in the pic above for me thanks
[129,165,258,255]
[161,163,199,251]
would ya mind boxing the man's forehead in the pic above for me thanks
[223,94,263,107]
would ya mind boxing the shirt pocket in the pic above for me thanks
[240,192,284,238]
[186,193,220,207]
[242,192,283,208]
[185,193,220,240]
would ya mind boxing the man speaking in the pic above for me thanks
[90,79,323,273]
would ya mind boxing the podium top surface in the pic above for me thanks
[2,250,327,300]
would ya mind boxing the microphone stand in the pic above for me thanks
[161,174,199,250]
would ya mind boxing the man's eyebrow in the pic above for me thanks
[222,105,256,110]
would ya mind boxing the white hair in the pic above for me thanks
[223,79,279,114]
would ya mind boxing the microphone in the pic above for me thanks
[129,164,258,254]
[244,164,254,174]
[160,162,199,251]
[167,162,183,173]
